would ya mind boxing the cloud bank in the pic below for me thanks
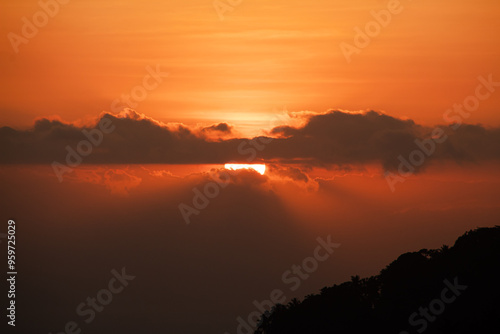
[1,109,499,171]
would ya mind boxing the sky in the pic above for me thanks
[1,0,500,132]
[1,1,500,334]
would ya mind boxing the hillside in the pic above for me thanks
[255,226,500,334]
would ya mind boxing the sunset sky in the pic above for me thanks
[1,1,500,334]
[2,0,500,131]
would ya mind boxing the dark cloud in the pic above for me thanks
[201,122,233,134]
[264,110,500,171]
[0,110,240,164]
[198,122,235,141]
[1,109,499,171]
[268,164,310,183]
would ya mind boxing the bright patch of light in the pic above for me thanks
[224,164,266,175]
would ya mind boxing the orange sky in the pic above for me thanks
[2,0,500,134]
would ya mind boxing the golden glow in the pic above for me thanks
[224,164,266,175]
[2,0,500,130]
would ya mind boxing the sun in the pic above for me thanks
[224,164,266,175]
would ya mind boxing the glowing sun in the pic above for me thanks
[224,164,266,175]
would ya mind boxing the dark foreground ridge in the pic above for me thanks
[255,226,500,334]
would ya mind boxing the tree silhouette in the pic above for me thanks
[255,226,500,334]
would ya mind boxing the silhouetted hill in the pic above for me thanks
[255,226,500,333]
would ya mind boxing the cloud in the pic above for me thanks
[2,162,499,334]
[199,122,235,141]
[264,110,500,171]
[62,167,143,195]
[268,164,310,183]
[1,109,499,172]
[202,123,233,134]
[0,109,238,164]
